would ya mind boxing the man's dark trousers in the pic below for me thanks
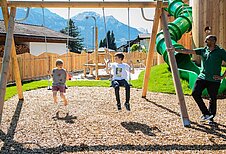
[192,78,220,118]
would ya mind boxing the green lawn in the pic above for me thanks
[131,63,192,95]
[6,80,48,101]
[5,63,226,101]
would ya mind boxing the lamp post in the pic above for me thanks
[86,16,99,80]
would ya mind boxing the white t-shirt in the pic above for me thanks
[110,63,130,81]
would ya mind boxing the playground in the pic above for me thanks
[1,0,226,153]
[1,87,226,153]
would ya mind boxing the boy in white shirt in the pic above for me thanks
[106,52,134,111]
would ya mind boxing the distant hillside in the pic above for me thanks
[72,11,141,49]
[0,8,142,48]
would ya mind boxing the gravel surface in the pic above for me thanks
[1,87,226,153]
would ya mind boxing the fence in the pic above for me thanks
[0,51,164,83]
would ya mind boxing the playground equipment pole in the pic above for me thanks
[86,15,98,80]
[142,1,162,98]
[161,9,190,127]
[1,0,24,100]
[5,1,168,8]
[0,7,16,124]
[95,25,99,80]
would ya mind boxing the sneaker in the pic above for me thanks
[56,111,59,117]
[117,103,122,110]
[200,114,214,122]
[124,103,131,111]
[208,120,216,126]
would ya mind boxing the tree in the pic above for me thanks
[109,31,117,50]
[99,40,103,48]
[131,43,147,53]
[99,30,117,50]
[60,19,83,53]
[141,45,147,53]
[131,44,139,52]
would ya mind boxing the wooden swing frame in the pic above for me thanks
[0,0,190,127]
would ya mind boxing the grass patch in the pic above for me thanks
[222,66,226,72]
[131,63,192,95]
[5,80,48,101]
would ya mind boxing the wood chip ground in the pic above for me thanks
[1,87,226,153]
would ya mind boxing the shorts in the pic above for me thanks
[52,85,66,93]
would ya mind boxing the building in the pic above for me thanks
[0,20,71,56]
[117,33,150,52]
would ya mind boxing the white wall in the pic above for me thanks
[29,42,67,56]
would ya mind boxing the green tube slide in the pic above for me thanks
[156,0,226,95]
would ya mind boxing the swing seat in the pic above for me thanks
[47,85,68,90]
[110,83,133,88]
[47,86,52,90]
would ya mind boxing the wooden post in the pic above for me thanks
[161,10,190,127]
[1,0,24,100]
[142,1,162,98]
[95,26,99,80]
[0,7,16,124]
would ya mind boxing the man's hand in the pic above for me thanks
[104,58,110,64]
[128,60,133,65]
[167,46,175,52]
[104,48,109,53]
[213,75,224,80]
[128,60,134,74]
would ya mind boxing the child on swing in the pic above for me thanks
[105,52,134,111]
[51,59,68,114]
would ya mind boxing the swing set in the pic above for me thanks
[0,0,190,127]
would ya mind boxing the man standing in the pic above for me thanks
[168,35,226,125]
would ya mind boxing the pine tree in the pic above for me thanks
[110,31,117,50]
[99,30,117,50]
[60,19,84,53]
[99,40,103,48]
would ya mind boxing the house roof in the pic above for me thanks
[87,47,115,53]
[0,20,71,41]
[138,33,150,39]
[98,47,115,52]
[117,33,150,51]
[117,39,138,51]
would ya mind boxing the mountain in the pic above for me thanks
[0,8,142,48]
[71,11,141,49]
[0,8,67,31]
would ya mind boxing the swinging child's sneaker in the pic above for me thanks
[208,119,216,126]
[117,103,122,110]
[124,103,131,111]
[200,114,213,122]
